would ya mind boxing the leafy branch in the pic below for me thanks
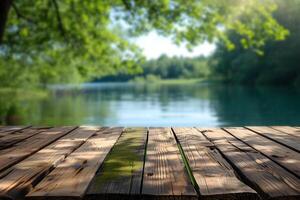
[51,0,65,37]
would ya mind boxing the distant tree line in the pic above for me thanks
[96,55,210,82]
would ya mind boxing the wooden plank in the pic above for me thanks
[27,127,123,200]
[0,126,76,172]
[200,128,300,199]
[86,127,147,199]
[224,127,300,178]
[173,127,257,199]
[271,126,300,138]
[246,126,300,152]
[0,126,102,200]
[0,127,51,150]
[142,127,197,199]
[0,126,30,138]
[0,126,28,133]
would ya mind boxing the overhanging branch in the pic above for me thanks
[12,2,35,23]
[51,0,65,37]
[122,0,131,10]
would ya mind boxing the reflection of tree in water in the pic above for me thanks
[2,83,300,126]
[96,83,210,109]
[0,89,114,126]
[208,85,300,126]
[0,94,27,125]
[30,90,114,126]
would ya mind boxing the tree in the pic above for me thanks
[0,0,289,87]
[211,0,300,85]
[0,0,12,44]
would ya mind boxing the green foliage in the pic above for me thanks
[97,55,210,82]
[211,0,300,85]
[143,55,209,79]
[119,0,288,51]
[137,74,162,83]
[0,88,47,124]
[0,0,289,87]
[1,0,144,87]
[142,55,210,79]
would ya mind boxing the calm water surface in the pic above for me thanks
[1,82,300,126]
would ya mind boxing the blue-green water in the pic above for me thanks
[1,82,300,126]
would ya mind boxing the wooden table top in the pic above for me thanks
[0,126,299,200]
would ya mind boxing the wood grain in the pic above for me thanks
[271,126,300,138]
[0,126,298,200]
[0,126,30,138]
[142,128,197,199]
[0,126,76,172]
[173,127,257,199]
[0,127,51,150]
[27,127,122,200]
[225,127,300,178]
[86,127,147,200]
[0,126,101,200]
[200,128,300,199]
[246,126,300,152]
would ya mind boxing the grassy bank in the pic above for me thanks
[0,88,48,100]
[130,76,207,85]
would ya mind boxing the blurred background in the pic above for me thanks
[0,0,299,126]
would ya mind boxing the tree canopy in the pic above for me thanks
[0,0,289,87]
[211,0,300,86]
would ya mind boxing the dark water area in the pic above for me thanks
[1,82,300,127]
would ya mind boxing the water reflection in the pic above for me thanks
[1,83,300,126]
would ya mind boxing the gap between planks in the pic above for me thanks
[172,127,258,200]
[0,126,31,138]
[86,127,147,200]
[245,126,300,153]
[0,126,105,200]
[0,126,299,200]
[199,128,300,200]
[27,127,123,200]
[223,127,300,179]
[0,127,52,150]
[0,126,78,173]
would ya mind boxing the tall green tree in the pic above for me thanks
[0,0,288,87]
[212,0,300,85]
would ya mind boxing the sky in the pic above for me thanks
[133,31,216,59]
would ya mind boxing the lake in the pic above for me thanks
[1,82,300,126]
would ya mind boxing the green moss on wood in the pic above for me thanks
[93,127,147,186]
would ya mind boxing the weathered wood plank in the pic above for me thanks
[27,127,123,200]
[200,128,300,199]
[0,127,51,150]
[0,126,102,200]
[142,127,197,199]
[225,127,300,178]
[0,126,28,133]
[173,127,257,199]
[271,126,300,138]
[86,127,147,199]
[0,126,30,138]
[246,126,300,152]
[0,126,76,172]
